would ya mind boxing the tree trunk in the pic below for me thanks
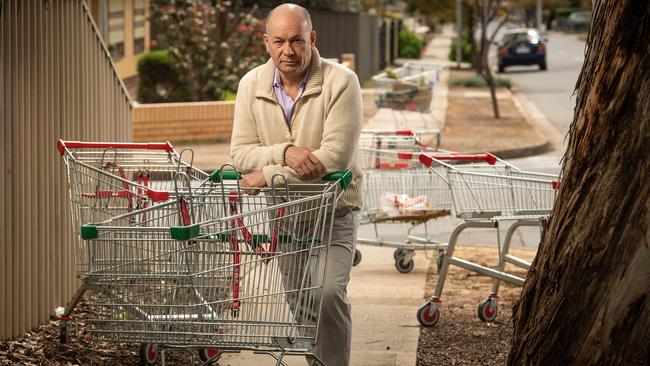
[508,2,650,365]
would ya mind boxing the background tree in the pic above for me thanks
[151,0,267,101]
[508,1,650,364]
[476,0,509,118]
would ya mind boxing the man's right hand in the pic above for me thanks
[284,146,326,180]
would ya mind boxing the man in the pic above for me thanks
[230,3,363,365]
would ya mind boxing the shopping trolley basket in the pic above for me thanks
[69,167,351,365]
[358,129,444,153]
[415,153,559,326]
[373,85,441,146]
[356,148,498,272]
[58,139,211,225]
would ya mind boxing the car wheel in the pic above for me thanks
[539,61,547,71]
[498,63,505,73]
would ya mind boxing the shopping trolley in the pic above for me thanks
[57,139,211,224]
[356,148,497,272]
[371,61,443,90]
[415,153,559,326]
[72,166,351,365]
[358,129,445,153]
[56,140,213,350]
[373,84,441,147]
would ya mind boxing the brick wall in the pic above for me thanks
[132,101,235,142]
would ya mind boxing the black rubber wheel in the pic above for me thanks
[395,256,414,273]
[59,320,71,344]
[139,343,159,366]
[352,249,362,266]
[393,248,405,261]
[198,348,222,365]
[417,302,440,327]
[540,61,547,71]
[477,297,498,322]
[498,64,505,73]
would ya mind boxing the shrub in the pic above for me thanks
[451,75,512,89]
[448,38,472,63]
[137,50,192,103]
[399,30,423,59]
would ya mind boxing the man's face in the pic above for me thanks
[264,13,316,79]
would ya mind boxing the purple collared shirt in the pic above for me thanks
[273,68,309,127]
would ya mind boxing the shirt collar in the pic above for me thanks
[272,67,310,90]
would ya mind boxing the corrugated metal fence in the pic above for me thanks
[311,11,381,83]
[1,0,132,339]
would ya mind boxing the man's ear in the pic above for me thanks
[263,33,271,54]
[310,31,317,47]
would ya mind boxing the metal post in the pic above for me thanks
[456,0,462,68]
[536,0,542,30]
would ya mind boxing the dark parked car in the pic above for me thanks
[497,28,547,72]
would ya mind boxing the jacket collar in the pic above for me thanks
[256,47,323,101]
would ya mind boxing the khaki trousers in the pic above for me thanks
[278,207,359,366]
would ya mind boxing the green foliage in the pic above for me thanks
[399,30,423,59]
[404,0,454,19]
[137,50,192,103]
[220,90,237,101]
[451,75,511,89]
[151,0,268,102]
[554,7,583,18]
[448,38,472,63]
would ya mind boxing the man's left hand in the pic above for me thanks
[241,171,267,195]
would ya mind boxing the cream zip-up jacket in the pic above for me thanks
[230,48,363,209]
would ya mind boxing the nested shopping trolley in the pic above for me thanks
[356,146,494,273]
[358,129,445,153]
[57,140,216,356]
[72,166,352,365]
[415,153,559,327]
[58,139,212,224]
[373,85,442,148]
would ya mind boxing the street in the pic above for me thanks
[500,32,586,137]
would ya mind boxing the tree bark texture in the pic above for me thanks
[508,1,650,365]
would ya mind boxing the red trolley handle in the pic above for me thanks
[418,152,498,167]
[57,139,174,156]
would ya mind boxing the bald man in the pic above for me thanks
[230,3,363,365]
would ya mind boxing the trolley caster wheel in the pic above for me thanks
[395,256,414,273]
[139,343,159,365]
[59,320,71,344]
[198,348,223,364]
[477,297,498,322]
[417,302,440,327]
[353,249,362,266]
[393,248,405,260]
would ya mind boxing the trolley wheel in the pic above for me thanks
[393,248,405,260]
[417,302,440,327]
[59,320,71,344]
[395,256,414,273]
[477,297,498,322]
[139,343,159,365]
[353,249,362,266]
[198,348,223,364]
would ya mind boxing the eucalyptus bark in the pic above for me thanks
[508,1,650,365]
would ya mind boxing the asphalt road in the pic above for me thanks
[499,31,586,139]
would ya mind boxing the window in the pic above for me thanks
[133,0,146,54]
[107,0,124,60]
